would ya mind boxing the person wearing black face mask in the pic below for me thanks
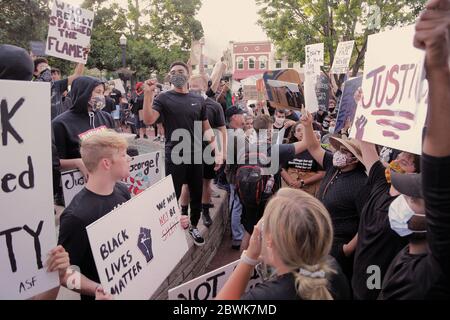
[52,76,115,179]
[141,61,217,247]
[33,48,88,120]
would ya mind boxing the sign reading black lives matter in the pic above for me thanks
[0,80,59,299]
[45,0,94,64]
[87,176,188,299]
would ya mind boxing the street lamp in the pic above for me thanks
[119,34,128,97]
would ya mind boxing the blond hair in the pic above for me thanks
[80,129,128,173]
[263,188,334,300]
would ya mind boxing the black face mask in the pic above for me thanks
[35,69,52,82]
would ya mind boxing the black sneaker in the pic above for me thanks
[143,134,148,139]
[202,211,213,227]
[134,135,140,140]
[189,226,205,246]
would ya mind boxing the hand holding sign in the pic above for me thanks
[45,245,70,279]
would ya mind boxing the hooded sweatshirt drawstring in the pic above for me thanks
[89,111,95,128]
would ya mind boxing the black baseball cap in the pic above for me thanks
[225,106,246,120]
[391,171,423,198]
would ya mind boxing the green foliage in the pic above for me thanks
[256,0,427,76]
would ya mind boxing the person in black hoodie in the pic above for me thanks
[52,76,115,178]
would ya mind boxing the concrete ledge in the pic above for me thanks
[151,187,229,300]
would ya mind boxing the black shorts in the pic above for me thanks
[203,162,216,180]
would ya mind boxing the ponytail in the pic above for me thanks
[293,262,334,300]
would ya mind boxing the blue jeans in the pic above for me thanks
[229,184,244,242]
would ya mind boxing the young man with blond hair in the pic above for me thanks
[58,130,131,300]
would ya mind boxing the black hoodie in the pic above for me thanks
[0,44,34,81]
[52,76,115,159]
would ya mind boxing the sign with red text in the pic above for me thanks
[61,151,162,206]
[168,259,262,300]
[0,80,58,299]
[45,0,94,64]
[350,25,428,155]
[331,41,355,74]
[87,176,188,300]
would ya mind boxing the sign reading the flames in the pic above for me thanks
[87,176,188,299]
[61,151,162,206]
[350,25,428,155]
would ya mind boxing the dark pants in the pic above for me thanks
[166,161,203,227]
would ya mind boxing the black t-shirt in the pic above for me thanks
[58,183,131,300]
[205,97,225,129]
[283,150,322,172]
[51,78,69,120]
[52,110,115,159]
[131,94,144,115]
[317,152,369,245]
[153,90,207,160]
[241,257,351,300]
[379,246,435,300]
[352,161,408,300]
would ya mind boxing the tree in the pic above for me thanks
[256,0,426,79]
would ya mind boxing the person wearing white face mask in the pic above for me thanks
[52,76,115,179]
[301,111,370,282]
[379,171,430,299]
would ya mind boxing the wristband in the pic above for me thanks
[240,250,259,266]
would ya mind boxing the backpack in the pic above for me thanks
[235,147,274,209]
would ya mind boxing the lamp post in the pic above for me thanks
[119,34,127,96]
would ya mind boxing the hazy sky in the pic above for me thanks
[70,0,268,60]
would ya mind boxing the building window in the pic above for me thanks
[248,57,255,69]
[276,60,282,69]
[288,61,294,68]
[237,57,244,70]
[259,56,268,69]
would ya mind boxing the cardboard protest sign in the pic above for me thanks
[350,25,428,155]
[30,41,46,56]
[263,69,304,111]
[315,73,331,112]
[189,40,202,66]
[45,0,94,64]
[243,85,258,100]
[331,41,355,74]
[168,259,262,300]
[305,43,324,67]
[87,176,189,299]
[335,76,363,132]
[0,80,59,299]
[61,151,162,206]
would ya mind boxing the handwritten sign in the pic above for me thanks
[61,152,162,206]
[0,80,58,299]
[263,69,304,111]
[335,76,363,132]
[331,41,355,74]
[350,25,428,155]
[168,259,262,300]
[87,176,188,299]
[315,74,331,112]
[45,0,94,64]
[305,43,324,67]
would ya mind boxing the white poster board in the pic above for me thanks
[61,151,162,206]
[0,80,59,299]
[168,259,262,300]
[331,41,355,74]
[112,79,126,95]
[87,176,188,299]
[45,0,94,64]
[305,43,324,67]
[350,25,428,155]
[304,64,319,113]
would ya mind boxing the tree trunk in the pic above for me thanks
[351,37,368,77]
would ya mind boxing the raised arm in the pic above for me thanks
[301,111,326,168]
[142,79,160,125]
[67,47,89,86]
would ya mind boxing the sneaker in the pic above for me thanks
[143,134,148,139]
[153,136,160,142]
[202,211,213,227]
[189,226,205,246]
[134,135,140,140]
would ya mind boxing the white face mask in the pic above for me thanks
[388,195,426,237]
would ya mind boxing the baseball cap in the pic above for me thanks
[225,106,246,120]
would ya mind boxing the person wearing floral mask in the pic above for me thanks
[301,111,370,282]
[52,76,115,179]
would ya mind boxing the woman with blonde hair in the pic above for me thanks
[216,188,350,300]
